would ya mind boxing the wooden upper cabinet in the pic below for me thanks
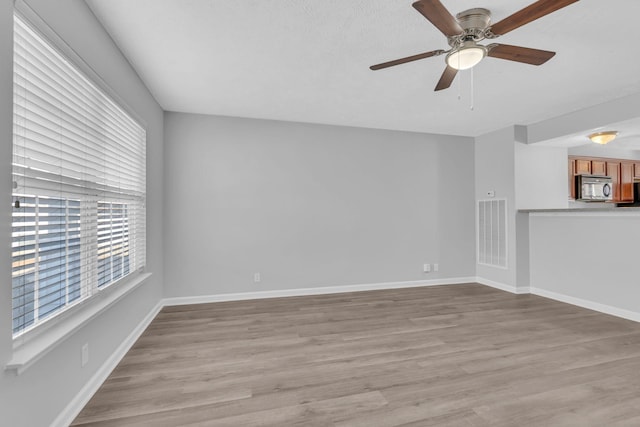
[575,159,591,175]
[569,156,638,201]
[620,162,634,202]
[591,160,606,176]
[569,159,575,199]
[606,161,621,202]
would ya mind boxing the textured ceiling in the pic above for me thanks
[86,0,640,137]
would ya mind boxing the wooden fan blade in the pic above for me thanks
[370,50,444,70]
[434,66,458,91]
[487,44,556,65]
[490,0,579,36]
[412,0,462,37]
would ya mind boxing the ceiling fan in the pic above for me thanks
[370,0,579,91]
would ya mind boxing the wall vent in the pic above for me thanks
[477,199,507,268]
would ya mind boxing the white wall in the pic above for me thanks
[0,2,164,426]
[529,212,640,318]
[163,113,476,298]
[515,143,569,210]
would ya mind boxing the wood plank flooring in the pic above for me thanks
[71,283,640,426]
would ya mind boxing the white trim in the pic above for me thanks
[50,299,163,427]
[163,277,477,307]
[6,273,152,375]
[475,277,529,295]
[530,287,640,323]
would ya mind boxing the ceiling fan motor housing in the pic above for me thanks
[449,8,492,46]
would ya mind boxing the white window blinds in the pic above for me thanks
[12,15,146,336]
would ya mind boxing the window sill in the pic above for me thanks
[5,272,152,375]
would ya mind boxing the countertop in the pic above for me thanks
[519,206,640,215]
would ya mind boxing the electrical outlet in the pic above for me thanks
[434,263,439,272]
[254,273,261,283]
[81,343,89,367]
[423,263,431,273]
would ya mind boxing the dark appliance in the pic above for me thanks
[617,182,640,207]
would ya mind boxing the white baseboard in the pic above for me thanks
[163,277,477,306]
[475,278,640,324]
[475,277,529,295]
[51,300,164,427]
[530,287,640,323]
[476,278,640,322]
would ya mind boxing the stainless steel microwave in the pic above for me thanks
[576,175,613,201]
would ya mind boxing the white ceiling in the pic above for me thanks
[86,0,640,137]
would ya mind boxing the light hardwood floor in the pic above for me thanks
[72,283,640,426]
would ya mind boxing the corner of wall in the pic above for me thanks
[0,0,13,368]
[473,126,518,289]
[515,212,530,290]
[514,125,527,143]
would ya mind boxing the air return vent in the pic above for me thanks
[477,199,507,268]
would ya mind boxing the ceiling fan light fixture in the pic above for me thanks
[369,0,578,91]
[446,41,487,70]
[588,131,618,145]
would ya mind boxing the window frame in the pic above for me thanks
[8,2,150,371]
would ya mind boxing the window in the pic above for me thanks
[11,14,146,336]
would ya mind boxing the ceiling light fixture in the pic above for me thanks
[446,41,487,70]
[588,131,618,145]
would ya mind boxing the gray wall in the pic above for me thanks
[474,127,518,288]
[0,0,13,371]
[164,113,475,298]
[0,2,164,426]
[529,212,640,315]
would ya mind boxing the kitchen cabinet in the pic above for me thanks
[591,160,606,176]
[575,159,591,175]
[569,156,638,202]
[569,160,575,199]
[621,162,634,202]
[606,162,621,202]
